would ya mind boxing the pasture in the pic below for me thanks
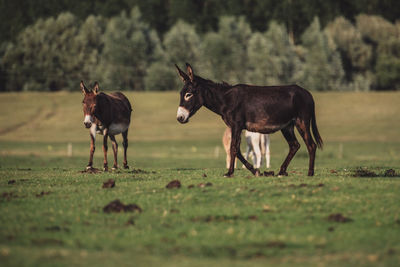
[0,91,399,266]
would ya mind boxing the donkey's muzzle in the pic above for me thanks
[84,122,92,128]
[177,107,189,124]
[177,116,188,124]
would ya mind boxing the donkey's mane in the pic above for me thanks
[195,75,232,90]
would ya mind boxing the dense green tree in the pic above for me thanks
[300,17,345,91]
[74,15,106,86]
[1,5,400,91]
[1,13,106,91]
[163,20,201,66]
[145,20,201,91]
[325,16,373,90]
[144,61,179,91]
[375,37,400,90]
[96,7,162,90]
[1,0,400,45]
[201,16,252,83]
[247,21,303,85]
[2,13,82,91]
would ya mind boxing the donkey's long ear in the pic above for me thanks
[80,80,90,95]
[93,82,99,95]
[186,63,194,83]
[175,64,189,83]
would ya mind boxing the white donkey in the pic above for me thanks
[223,128,270,169]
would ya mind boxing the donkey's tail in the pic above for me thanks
[311,104,323,149]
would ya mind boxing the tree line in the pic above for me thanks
[0,7,399,92]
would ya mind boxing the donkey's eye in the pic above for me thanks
[184,93,193,101]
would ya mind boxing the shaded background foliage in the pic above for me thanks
[0,0,399,91]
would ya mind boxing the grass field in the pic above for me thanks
[0,91,400,266]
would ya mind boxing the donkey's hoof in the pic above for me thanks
[86,166,93,170]
[123,165,129,169]
[112,166,118,171]
[254,169,261,177]
[278,171,288,177]
[308,171,314,176]
[223,172,234,178]
[103,166,109,172]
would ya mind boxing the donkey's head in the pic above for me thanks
[175,63,204,124]
[80,80,99,128]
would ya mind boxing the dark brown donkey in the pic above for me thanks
[175,63,323,177]
[80,81,132,171]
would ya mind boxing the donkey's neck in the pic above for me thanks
[199,79,231,116]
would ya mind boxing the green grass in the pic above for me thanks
[0,91,400,266]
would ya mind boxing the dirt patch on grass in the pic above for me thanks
[384,169,397,177]
[353,167,377,177]
[198,182,213,188]
[266,241,286,249]
[288,183,324,188]
[125,217,135,226]
[248,215,258,221]
[103,199,142,213]
[191,215,242,223]
[166,180,181,189]
[263,171,275,176]
[80,167,101,174]
[352,167,399,177]
[327,213,352,223]
[7,180,16,185]
[45,226,70,232]
[131,168,156,174]
[36,191,51,197]
[1,192,18,200]
[32,238,64,246]
[102,179,115,188]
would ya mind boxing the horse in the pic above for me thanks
[222,128,270,170]
[244,131,271,170]
[175,63,323,177]
[80,81,132,171]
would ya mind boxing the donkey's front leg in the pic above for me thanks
[224,128,239,177]
[102,129,109,171]
[236,149,259,176]
[87,125,96,170]
[224,128,257,177]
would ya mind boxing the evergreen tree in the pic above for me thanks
[201,16,252,83]
[145,20,201,91]
[2,12,81,91]
[97,7,162,90]
[375,37,400,90]
[325,16,373,90]
[247,21,302,86]
[300,17,345,91]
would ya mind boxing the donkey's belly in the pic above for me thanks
[246,120,292,134]
[108,123,129,135]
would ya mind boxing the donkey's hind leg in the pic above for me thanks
[295,119,317,176]
[279,124,300,176]
[102,131,109,171]
[122,130,129,169]
[109,135,118,170]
